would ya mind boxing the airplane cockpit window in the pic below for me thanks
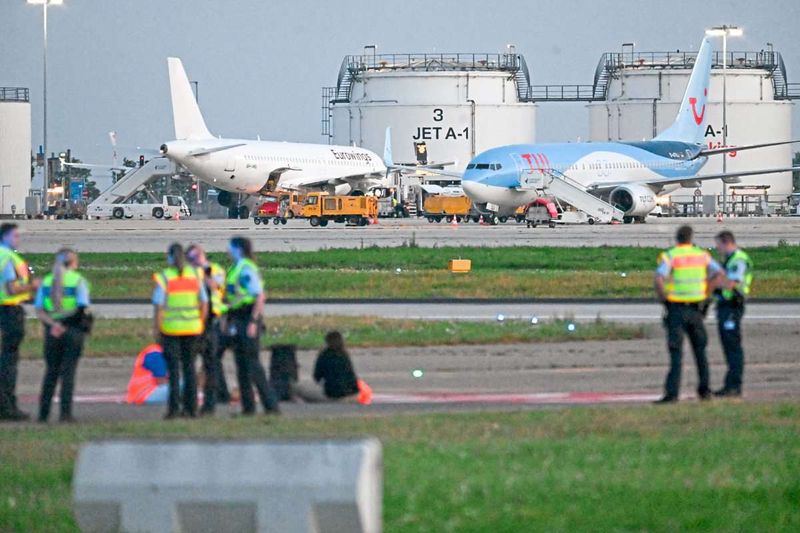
[489,163,503,170]
[476,163,491,170]
[466,164,476,169]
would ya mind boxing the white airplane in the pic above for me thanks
[159,58,391,209]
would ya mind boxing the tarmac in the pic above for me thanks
[5,320,798,423]
[14,215,800,253]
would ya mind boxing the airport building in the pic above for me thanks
[0,87,31,215]
[322,48,537,173]
[587,47,797,197]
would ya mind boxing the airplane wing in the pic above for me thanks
[278,172,386,190]
[695,139,800,158]
[63,162,128,172]
[586,166,800,193]
[389,164,465,178]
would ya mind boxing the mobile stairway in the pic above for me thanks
[519,167,624,224]
[87,157,179,219]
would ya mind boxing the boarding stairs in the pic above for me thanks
[519,168,624,223]
[88,157,178,209]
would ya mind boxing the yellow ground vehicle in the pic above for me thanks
[300,192,378,227]
[279,191,305,218]
[422,195,472,222]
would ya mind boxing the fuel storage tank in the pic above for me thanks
[0,88,31,215]
[323,49,537,172]
[588,47,796,196]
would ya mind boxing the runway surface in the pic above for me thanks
[75,301,800,322]
[15,216,800,253]
[4,320,798,424]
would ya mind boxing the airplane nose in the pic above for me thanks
[462,179,487,202]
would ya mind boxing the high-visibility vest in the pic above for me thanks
[127,344,162,404]
[203,261,228,317]
[154,267,204,336]
[0,247,31,306]
[721,249,753,300]
[225,258,259,311]
[661,244,712,303]
[41,270,87,320]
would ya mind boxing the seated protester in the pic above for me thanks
[127,344,170,405]
[295,331,359,403]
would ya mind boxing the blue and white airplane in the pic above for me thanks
[435,38,797,223]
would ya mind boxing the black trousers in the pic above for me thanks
[717,302,745,392]
[215,329,233,402]
[230,317,278,414]
[39,326,85,420]
[161,334,199,416]
[0,305,25,414]
[663,302,710,399]
[200,319,222,411]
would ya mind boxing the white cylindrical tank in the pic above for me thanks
[0,88,31,215]
[328,54,537,171]
[588,52,794,197]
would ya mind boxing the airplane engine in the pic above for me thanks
[217,190,232,207]
[609,184,657,217]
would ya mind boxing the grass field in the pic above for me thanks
[21,245,800,299]
[18,316,647,359]
[0,402,797,532]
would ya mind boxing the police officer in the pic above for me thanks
[186,244,228,415]
[713,230,752,398]
[35,249,90,423]
[225,236,279,416]
[0,223,40,421]
[152,243,208,419]
[654,225,723,403]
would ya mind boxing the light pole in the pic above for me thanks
[706,25,743,215]
[27,0,63,213]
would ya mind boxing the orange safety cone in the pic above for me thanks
[175,210,180,222]
[716,212,722,223]
[479,215,485,225]
[451,215,458,229]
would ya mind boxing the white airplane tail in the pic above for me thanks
[167,57,213,140]
[655,37,713,144]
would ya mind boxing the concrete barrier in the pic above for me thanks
[73,439,382,533]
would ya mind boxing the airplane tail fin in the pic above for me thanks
[167,57,213,140]
[654,37,713,144]
[383,127,394,167]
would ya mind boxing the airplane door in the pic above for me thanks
[224,159,236,172]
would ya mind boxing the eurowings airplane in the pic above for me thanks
[433,38,797,223]
[159,58,389,208]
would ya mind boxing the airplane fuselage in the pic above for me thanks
[161,138,386,195]
[462,141,708,208]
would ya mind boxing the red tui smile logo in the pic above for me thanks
[689,88,708,125]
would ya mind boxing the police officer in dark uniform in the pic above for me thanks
[654,225,723,403]
[186,244,228,415]
[713,230,752,398]
[0,223,40,421]
[225,237,279,416]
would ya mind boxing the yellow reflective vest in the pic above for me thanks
[0,247,31,306]
[660,244,712,303]
[154,267,204,336]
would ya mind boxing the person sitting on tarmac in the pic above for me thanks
[294,331,360,403]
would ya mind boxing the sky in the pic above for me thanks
[1,0,798,168]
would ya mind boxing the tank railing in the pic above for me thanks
[0,87,30,102]
[530,85,596,101]
[608,50,781,71]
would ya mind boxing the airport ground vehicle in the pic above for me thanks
[788,193,800,216]
[300,192,378,227]
[253,197,287,226]
[90,194,190,220]
[48,200,87,220]
[523,199,559,228]
[423,195,472,223]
